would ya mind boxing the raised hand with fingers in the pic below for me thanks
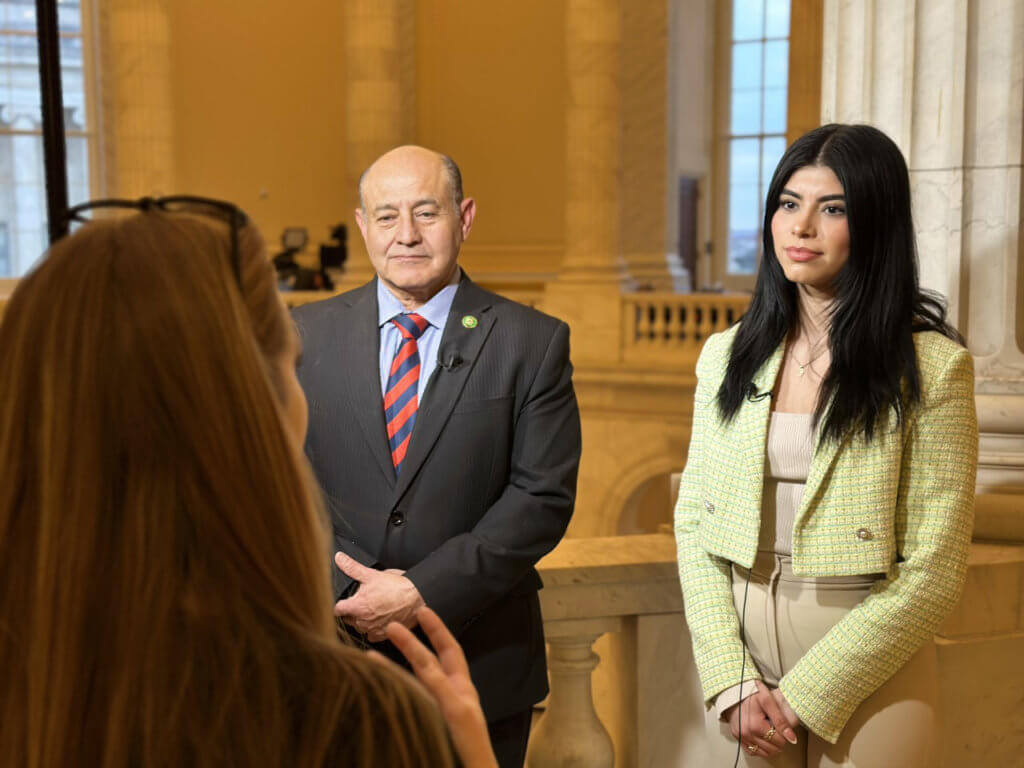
[387,607,498,768]
[724,681,799,758]
[333,551,424,641]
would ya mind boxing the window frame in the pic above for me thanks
[0,0,101,277]
[710,0,791,293]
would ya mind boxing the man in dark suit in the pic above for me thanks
[293,145,581,768]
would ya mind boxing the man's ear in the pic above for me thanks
[459,198,476,241]
[354,207,367,239]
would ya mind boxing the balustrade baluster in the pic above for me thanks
[526,619,619,768]
[697,300,713,339]
[650,302,666,344]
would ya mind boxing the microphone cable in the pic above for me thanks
[732,566,753,768]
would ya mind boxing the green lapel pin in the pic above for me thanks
[461,314,478,329]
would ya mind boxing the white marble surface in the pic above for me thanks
[941,541,1024,636]
[936,633,1024,767]
[964,0,1024,168]
[636,613,709,768]
[908,0,968,172]
[911,168,966,326]
[965,166,1022,367]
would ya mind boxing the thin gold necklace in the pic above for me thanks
[792,338,827,377]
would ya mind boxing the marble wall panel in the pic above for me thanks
[936,633,1024,767]
[965,167,1024,374]
[965,0,1024,168]
[911,168,966,326]
[908,0,968,172]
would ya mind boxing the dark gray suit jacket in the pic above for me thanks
[293,275,581,721]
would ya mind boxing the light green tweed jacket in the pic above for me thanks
[673,324,978,743]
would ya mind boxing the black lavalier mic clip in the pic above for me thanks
[745,383,773,402]
[439,348,463,371]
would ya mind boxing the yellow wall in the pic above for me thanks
[163,0,566,276]
[165,0,348,254]
[416,0,566,278]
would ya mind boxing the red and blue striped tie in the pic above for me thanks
[384,313,429,474]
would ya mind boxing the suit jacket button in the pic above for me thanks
[856,527,873,541]
[389,511,405,527]
[703,500,715,514]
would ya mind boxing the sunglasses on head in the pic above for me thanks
[63,195,249,285]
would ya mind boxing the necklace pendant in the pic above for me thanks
[797,364,806,377]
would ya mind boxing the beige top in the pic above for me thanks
[758,412,816,555]
[715,411,815,718]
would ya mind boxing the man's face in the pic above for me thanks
[355,148,475,308]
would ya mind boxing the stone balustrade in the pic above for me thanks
[530,533,1024,768]
[531,535,699,768]
[621,292,749,367]
[282,288,750,370]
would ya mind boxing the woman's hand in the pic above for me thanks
[723,681,798,758]
[770,687,801,730]
[385,606,498,768]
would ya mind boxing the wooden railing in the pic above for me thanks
[621,292,750,365]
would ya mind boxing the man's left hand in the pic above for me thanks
[333,551,425,641]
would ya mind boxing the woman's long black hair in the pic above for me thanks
[717,123,962,444]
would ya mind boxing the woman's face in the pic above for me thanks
[275,316,308,447]
[770,164,850,297]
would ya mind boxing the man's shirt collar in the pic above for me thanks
[377,267,462,330]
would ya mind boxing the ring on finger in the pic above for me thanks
[763,725,776,740]
[746,743,758,754]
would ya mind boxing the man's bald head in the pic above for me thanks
[353,144,476,310]
[358,145,463,212]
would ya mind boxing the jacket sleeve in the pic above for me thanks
[779,346,978,743]
[403,321,581,632]
[674,335,762,704]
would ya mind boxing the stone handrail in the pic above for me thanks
[529,535,699,768]
[528,534,1024,768]
[621,292,750,366]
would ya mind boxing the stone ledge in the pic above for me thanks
[940,540,1024,637]
[541,534,1024,638]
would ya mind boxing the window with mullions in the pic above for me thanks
[726,0,789,276]
[0,0,92,277]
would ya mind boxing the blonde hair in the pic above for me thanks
[0,213,452,767]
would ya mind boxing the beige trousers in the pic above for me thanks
[703,552,938,768]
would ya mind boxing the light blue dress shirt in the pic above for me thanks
[377,269,461,400]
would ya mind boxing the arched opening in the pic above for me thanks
[616,471,676,535]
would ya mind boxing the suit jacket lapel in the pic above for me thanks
[339,280,396,487]
[390,277,495,504]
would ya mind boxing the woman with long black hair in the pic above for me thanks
[675,123,977,766]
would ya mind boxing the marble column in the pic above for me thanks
[96,0,175,197]
[542,0,630,366]
[621,0,679,291]
[821,0,1024,539]
[338,0,417,288]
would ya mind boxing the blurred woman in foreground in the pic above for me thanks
[0,200,496,767]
